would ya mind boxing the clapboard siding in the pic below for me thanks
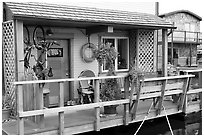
[71,30,99,98]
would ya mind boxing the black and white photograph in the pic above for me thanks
[1,0,202,135]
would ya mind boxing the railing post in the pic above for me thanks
[162,29,168,76]
[36,84,45,128]
[184,31,186,43]
[171,29,174,64]
[179,77,190,113]
[123,77,130,125]
[157,79,167,115]
[198,71,202,109]
[58,82,65,135]
[129,81,135,111]
[94,79,100,131]
[131,74,144,120]
[17,84,24,135]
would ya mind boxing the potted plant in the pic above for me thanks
[94,43,123,115]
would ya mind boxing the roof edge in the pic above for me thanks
[4,2,175,29]
[159,10,202,21]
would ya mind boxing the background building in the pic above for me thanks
[158,10,202,67]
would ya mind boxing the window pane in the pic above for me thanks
[118,39,128,70]
[102,38,115,71]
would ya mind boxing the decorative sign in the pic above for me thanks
[47,48,63,57]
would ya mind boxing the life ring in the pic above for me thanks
[81,43,97,63]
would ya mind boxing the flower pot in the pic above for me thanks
[104,105,117,115]
[2,108,11,121]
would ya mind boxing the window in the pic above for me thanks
[102,37,129,72]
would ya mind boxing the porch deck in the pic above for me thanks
[2,98,201,135]
[2,72,202,135]
[1,100,178,135]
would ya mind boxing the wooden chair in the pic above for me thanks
[78,70,95,104]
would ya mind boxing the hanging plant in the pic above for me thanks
[93,43,123,102]
[128,66,145,84]
[93,43,117,70]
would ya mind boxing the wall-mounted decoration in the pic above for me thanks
[81,43,97,63]
[47,48,63,57]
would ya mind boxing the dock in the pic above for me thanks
[2,72,202,135]
[2,99,201,135]
[3,95,201,135]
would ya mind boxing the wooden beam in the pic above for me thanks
[14,75,126,85]
[58,82,64,135]
[162,29,168,76]
[135,90,183,100]
[17,84,24,135]
[123,77,130,125]
[36,85,44,128]
[19,99,129,118]
[171,29,174,64]
[198,71,202,109]
[131,79,143,120]
[179,69,202,73]
[13,74,195,85]
[156,79,167,115]
[142,74,194,82]
[189,44,192,66]
[14,20,24,81]
[94,79,100,131]
[179,77,190,112]
[129,82,136,111]
[187,89,202,94]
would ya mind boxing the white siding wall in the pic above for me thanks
[72,31,99,98]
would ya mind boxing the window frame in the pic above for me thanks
[101,36,129,73]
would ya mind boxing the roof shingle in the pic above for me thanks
[5,2,174,28]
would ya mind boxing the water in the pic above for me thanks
[79,111,202,135]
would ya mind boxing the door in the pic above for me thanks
[47,40,70,106]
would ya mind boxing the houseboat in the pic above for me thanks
[159,10,202,67]
[2,2,202,135]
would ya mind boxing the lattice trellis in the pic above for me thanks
[129,30,137,66]
[138,30,154,72]
[3,20,16,115]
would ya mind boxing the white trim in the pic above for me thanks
[101,36,129,73]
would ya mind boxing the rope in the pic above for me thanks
[134,101,154,135]
[162,105,174,135]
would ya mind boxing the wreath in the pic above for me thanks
[81,43,97,63]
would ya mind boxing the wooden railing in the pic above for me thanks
[169,30,202,43]
[14,75,130,134]
[129,74,195,119]
[13,74,198,135]
[178,69,202,112]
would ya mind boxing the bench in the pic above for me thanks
[128,74,195,119]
